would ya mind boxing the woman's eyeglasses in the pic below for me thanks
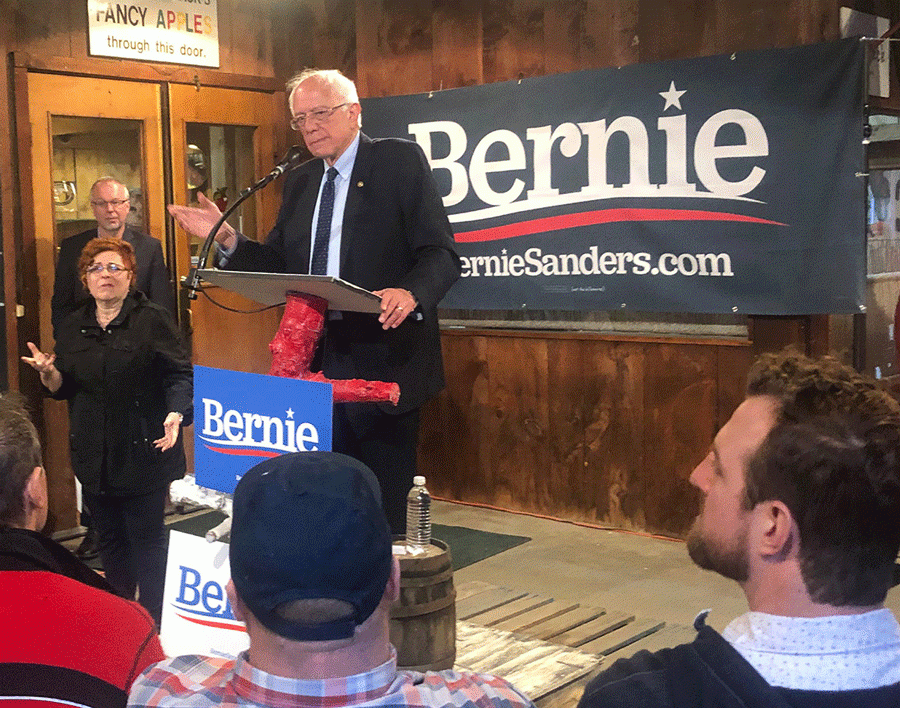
[86,263,130,275]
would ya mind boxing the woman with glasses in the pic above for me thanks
[22,237,192,627]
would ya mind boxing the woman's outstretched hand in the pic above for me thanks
[21,342,62,392]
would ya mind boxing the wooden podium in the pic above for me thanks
[195,269,399,404]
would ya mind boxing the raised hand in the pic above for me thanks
[21,342,62,392]
[168,192,237,250]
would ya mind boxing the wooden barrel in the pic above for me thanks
[390,538,456,671]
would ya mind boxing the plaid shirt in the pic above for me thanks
[127,649,536,708]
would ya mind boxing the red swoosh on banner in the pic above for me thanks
[174,611,245,631]
[455,208,786,243]
[203,445,281,458]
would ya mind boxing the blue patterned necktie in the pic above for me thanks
[310,166,338,275]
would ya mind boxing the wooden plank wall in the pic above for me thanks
[420,332,749,536]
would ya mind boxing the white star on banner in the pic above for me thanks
[659,81,686,111]
[286,408,294,419]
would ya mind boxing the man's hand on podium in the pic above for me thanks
[375,287,417,329]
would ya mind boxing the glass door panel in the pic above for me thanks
[182,123,256,266]
[865,168,900,379]
[52,116,145,244]
[167,84,279,291]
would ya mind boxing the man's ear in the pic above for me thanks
[24,466,47,513]
[226,579,247,624]
[386,555,401,603]
[752,500,795,561]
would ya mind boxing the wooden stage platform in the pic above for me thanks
[453,581,697,708]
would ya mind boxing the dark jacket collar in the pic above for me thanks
[0,526,115,594]
[75,289,148,331]
[678,612,900,708]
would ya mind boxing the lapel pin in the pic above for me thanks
[357,181,364,188]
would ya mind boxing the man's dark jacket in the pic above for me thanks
[578,613,900,708]
[0,527,165,707]
[51,291,192,496]
[226,134,461,414]
[51,226,174,337]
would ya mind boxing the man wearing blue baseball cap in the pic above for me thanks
[128,451,536,708]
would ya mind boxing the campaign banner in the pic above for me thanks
[160,530,248,657]
[194,366,332,494]
[87,0,220,67]
[361,39,866,315]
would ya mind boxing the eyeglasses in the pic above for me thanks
[289,103,350,131]
[86,263,130,275]
[90,199,129,208]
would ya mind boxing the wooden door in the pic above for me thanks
[167,84,283,374]
[22,73,165,530]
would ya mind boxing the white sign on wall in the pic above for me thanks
[87,1,220,68]
[840,7,890,98]
[160,530,248,659]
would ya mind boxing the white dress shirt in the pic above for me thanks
[722,609,900,691]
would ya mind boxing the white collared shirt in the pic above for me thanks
[722,609,900,691]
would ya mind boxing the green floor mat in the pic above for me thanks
[166,511,530,570]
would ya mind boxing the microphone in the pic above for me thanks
[242,145,307,196]
[267,144,307,179]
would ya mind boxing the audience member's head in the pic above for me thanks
[228,451,394,644]
[130,449,535,708]
[687,350,900,610]
[0,393,46,531]
[0,395,166,707]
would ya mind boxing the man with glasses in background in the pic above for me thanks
[53,177,174,335]
[168,69,460,536]
[51,177,175,560]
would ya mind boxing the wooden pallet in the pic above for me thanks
[455,622,599,701]
[452,581,695,708]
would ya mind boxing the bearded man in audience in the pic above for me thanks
[579,351,900,707]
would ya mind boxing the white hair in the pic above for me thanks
[287,69,362,127]
[287,69,359,104]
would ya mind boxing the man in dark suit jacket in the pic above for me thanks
[52,178,174,337]
[169,69,460,534]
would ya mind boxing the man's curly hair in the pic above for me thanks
[744,350,900,606]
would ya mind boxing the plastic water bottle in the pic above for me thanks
[406,476,431,548]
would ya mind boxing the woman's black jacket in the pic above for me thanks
[51,291,193,497]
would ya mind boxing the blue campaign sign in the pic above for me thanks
[193,366,332,493]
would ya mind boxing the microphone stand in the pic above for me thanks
[184,147,304,300]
